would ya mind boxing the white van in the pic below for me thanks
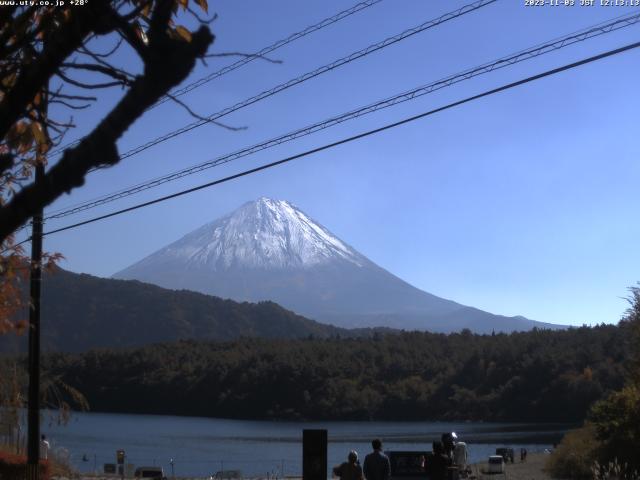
[487,455,505,474]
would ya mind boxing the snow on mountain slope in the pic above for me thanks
[126,197,365,272]
[114,197,561,333]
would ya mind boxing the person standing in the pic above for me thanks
[363,439,390,480]
[333,450,363,480]
[427,441,451,480]
[40,434,50,460]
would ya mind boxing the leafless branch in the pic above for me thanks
[73,49,135,81]
[61,62,135,84]
[46,117,75,129]
[80,37,123,58]
[165,92,246,132]
[0,0,215,243]
[56,70,129,90]
[49,91,98,102]
[49,99,91,110]
[187,6,218,25]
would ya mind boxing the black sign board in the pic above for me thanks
[302,429,327,480]
[104,463,116,474]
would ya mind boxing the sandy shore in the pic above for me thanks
[470,453,552,480]
[59,453,553,480]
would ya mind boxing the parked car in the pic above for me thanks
[134,466,165,479]
[487,455,505,474]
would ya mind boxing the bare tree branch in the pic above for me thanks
[49,91,98,102]
[0,2,112,141]
[0,1,214,243]
[49,99,91,110]
[78,46,127,75]
[79,37,124,59]
[56,70,130,90]
[186,5,218,25]
[165,92,246,131]
[60,62,134,84]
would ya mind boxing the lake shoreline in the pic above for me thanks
[64,453,554,480]
[38,411,563,478]
[57,407,581,426]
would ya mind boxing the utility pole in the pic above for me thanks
[27,161,44,480]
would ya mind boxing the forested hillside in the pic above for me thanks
[41,324,631,422]
[0,268,347,353]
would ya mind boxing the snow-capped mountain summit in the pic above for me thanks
[114,198,562,333]
[137,197,365,271]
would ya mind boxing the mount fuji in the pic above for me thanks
[114,197,561,333]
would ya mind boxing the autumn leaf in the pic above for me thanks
[31,122,46,145]
[175,25,192,42]
[196,0,208,13]
[2,72,16,89]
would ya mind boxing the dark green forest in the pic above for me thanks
[38,323,631,423]
[0,268,346,353]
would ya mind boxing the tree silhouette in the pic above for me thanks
[0,0,214,332]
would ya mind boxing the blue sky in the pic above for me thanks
[31,0,640,327]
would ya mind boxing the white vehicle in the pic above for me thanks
[453,442,468,470]
[487,455,505,474]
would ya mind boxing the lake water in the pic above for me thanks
[37,412,567,477]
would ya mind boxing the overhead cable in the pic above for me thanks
[47,0,386,158]
[100,0,497,162]
[38,40,640,239]
[43,10,640,221]
[155,0,386,106]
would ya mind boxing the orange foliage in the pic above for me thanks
[0,450,51,480]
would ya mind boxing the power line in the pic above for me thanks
[154,0,385,107]
[45,0,500,219]
[39,40,640,240]
[43,10,640,221]
[46,0,386,158]
[99,0,497,162]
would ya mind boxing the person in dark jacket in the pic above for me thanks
[363,439,390,480]
[426,441,451,480]
[333,451,363,480]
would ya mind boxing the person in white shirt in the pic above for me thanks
[40,434,50,460]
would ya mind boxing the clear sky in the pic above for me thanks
[28,0,640,327]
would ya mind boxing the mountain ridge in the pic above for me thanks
[114,197,564,333]
[0,267,349,353]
